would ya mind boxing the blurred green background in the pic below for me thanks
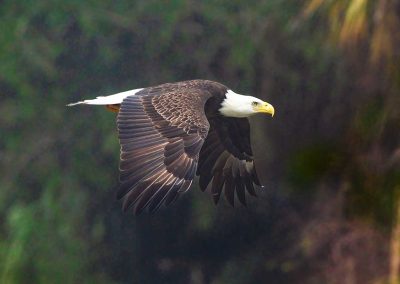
[1,0,400,283]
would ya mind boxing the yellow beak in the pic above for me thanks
[257,102,275,117]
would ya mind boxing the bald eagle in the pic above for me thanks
[69,80,274,215]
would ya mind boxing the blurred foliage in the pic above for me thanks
[304,0,400,65]
[1,0,400,283]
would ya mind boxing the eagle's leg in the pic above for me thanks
[106,104,120,113]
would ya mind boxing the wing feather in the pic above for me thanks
[148,177,181,213]
[133,172,173,215]
[211,173,224,204]
[197,116,262,206]
[235,176,246,206]
[164,180,192,206]
[118,163,165,199]
[120,153,164,172]
[116,85,211,214]
[121,146,164,160]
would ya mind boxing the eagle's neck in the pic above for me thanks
[218,90,256,118]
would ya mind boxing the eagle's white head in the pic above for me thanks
[219,90,275,118]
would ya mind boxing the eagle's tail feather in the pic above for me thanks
[67,88,144,107]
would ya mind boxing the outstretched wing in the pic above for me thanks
[117,85,211,215]
[197,116,262,207]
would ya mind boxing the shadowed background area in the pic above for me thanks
[1,1,400,283]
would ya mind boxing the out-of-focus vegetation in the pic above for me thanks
[1,0,399,283]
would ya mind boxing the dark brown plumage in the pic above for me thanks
[69,79,274,215]
[115,80,261,214]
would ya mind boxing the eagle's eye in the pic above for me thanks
[252,101,259,107]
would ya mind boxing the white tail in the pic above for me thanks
[67,88,143,106]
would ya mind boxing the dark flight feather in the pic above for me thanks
[196,113,262,207]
